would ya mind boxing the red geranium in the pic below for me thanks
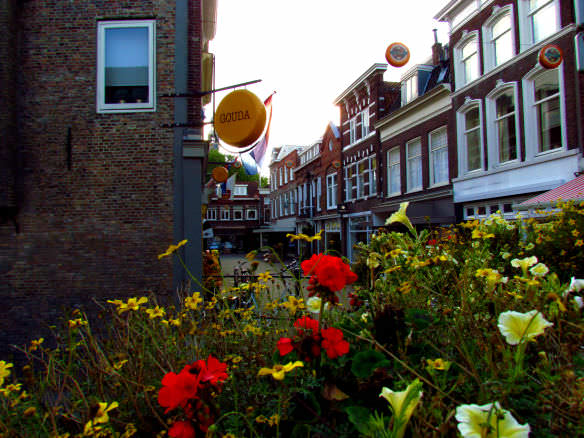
[194,355,228,384]
[277,337,294,356]
[293,316,320,336]
[168,421,196,438]
[301,254,357,293]
[158,370,201,413]
[321,327,350,359]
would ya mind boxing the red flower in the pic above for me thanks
[301,254,357,292]
[158,370,201,413]
[427,239,438,246]
[168,421,196,438]
[293,316,320,336]
[277,337,294,356]
[321,327,350,359]
[195,355,228,384]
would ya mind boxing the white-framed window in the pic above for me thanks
[221,208,230,220]
[522,65,565,158]
[457,100,484,174]
[454,32,480,89]
[284,167,288,184]
[402,75,418,105]
[290,168,294,181]
[290,191,296,213]
[361,109,370,137]
[406,139,423,192]
[326,173,338,209]
[518,0,560,49]
[279,194,283,217]
[233,185,247,196]
[297,186,302,214]
[370,157,377,196]
[233,208,243,220]
[97,20,156,113]
[349,118,357,144]
[246,209,257,220]
[317,177,322,211]
[429,127,449,186]
[278,168,283,186]
[486,84,520,166]
[387,148,401,196]
[206,208,217,220]
[482,6,514,72]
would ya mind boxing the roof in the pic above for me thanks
[328,121,340,139]
[333,63,387,104]
[273,145,306,162]
[518,174,584,208]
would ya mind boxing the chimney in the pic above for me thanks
[431,29,443,65]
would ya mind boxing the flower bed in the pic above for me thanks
[1,202,583,437]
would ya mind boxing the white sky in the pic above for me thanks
[207,0,451,168]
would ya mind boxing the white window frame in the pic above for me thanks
[401,74,418,105]
[522,64,567,159]
[482,5,515,72]
[97,20,156,113]
[454,31,480,90]
[246,209,257,220]
[361,109,370,137]
[284,167,288,184]
[518,0,560,50]
[326,173,337,209]
[349,118,357,144]
[278,168,283,186]
[221,208,230,221]
[387,147,401,197]
[428,127,449,186]
[206,208,217,220]
[456,99,485,175]
[316,177,322,211]
[233,185,247,196]
[290,167,294,181]
[486,82,520,167]
[233,207,243,221]
[406,139,423,192]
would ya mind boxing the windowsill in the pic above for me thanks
[386,192,402,199]
[406,187,423,194]
[454,148,579,183]
[97,106,156,114]
[342,131,376,151]
[428,181,450,189]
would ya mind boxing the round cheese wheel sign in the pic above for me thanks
[538,44,563,69]
[211,166,229,183]
[385,42,410,67]
[214,89,267,148]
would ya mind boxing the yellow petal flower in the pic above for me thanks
[258,361,304,380]
[529,263,549,277]
[0,361,13,386]
[157,239,188,259]
[386,202,414,232]
[380,379,423,438]
[497,310,553,345]
[455,402,530,437]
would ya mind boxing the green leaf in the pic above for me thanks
[351,349,391,379]
[345,405,375,436]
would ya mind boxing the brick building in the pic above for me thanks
[0,0,213,357]
[435,0,584,220]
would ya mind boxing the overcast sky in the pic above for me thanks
[207,0,451,165]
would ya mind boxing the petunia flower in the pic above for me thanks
[455,402,530,437]
[386,202,414,233]
[564,277,584,297]
[380,379,423,438]
[510,256,538,277]
[158,239,188,259]
[574,296,583,309]
[529,263,549,277]
[306,296,322,313]
[497,310,553,345]
[258,361,304,380]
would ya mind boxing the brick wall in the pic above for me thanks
[0,0,201,359]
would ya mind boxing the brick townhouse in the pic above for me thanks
[0,0,213,356]
[294,122,343,255]
[374,35,456,228]
[333,64,401,260]
[204,180,269,252]
[435,0,584,220]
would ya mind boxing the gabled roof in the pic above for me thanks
[273,145,306,163]
[333,63,387,104]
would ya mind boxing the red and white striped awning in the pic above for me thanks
[518,174,584,208]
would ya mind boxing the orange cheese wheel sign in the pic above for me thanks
[212,166,229,183]
[385,42,410,67]
[214,89,267,148]
[539,44,563,69]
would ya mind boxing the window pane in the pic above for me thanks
[497,116,517,162]
[492,15,510,39]
[465,108,480,129]
[531,2,557,43]
[466,130,481,171]
[496,91,515,117]
[105,27,149,104]
[534,69,559,101]
[494,29,513,66]
[537,97,561,152]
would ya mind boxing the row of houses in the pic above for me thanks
[266,0,584,261]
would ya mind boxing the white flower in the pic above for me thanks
[361,312,370,322]
[564,277,584,297]
[306,297,328,314]
[380,379,423,438]
[529,263,549,277]
[574,296,583,310]
[510,256,538,270]
[455,402,530,438]
[498,310,553,345]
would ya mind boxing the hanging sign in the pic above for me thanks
[232,160,242,169]
[214,89,267,148]
[332,160,341,169]
[385,42,410,67]
[285,159,295,168]
[538,44,563,69]
[211,166,229,183]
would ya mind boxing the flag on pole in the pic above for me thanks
[241,93,274,175]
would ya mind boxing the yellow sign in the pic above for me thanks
[214,90,266,148]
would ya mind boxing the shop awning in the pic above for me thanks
[516,174,584,209]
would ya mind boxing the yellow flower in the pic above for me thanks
[84,401,118,435]
[107,297,148,314]
[23,406,37,417]
[471,229,495,239]
[399,281,412,294]
[497,310,553,345]
[0,361,13,386]
[184,292,203,310]
[386,202,414,233]
[455,402,530,437]
[529,263,549,277]
[379,379,423,438]
[576,239,584,247]
[113,360,128,371]
[68,318,88,329]
[573,229,580,237]
[366,252,383,269]
[280,296,305,315]
[286,230,323,242]
[510,256,538,277]
[145,306,165,319]
[258,271,273,282]
[258,361,304,380]
[30,338,44,352]
[157,239,188,259]
[426,358,451,371]
[306,296,322,314]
